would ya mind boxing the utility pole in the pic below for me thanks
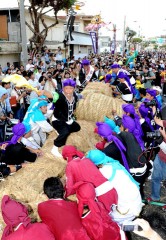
[19,0,28,68]
[122,16,126,55]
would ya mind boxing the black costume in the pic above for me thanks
[52,92,80,147]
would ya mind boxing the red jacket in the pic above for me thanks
[65,158,118,211]
[5,223,55,240]
[38,199,90,240]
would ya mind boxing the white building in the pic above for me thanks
[0,1,93,67]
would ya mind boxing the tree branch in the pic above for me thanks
[25,21,36,34]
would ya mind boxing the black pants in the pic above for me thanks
[52,120,81,147]
[132,169,149,199]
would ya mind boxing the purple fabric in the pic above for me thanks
[122,115,144,150]
[139,104,154,131]
[146,89,157,97]
[63,78,76,88]
[117,72,136,94]
[10,123,26,145]
[146,89,161,110]
[105,74,112,83]
[111,64,120,69]
[82,59,90,66]
[96,122,130,172]
[122,104,143,136]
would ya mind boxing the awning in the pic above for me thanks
[69,31,92,46]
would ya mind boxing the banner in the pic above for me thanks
[90,31,97,54]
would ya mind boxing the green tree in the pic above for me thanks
[23,0,76,50]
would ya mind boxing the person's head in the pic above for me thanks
[62,145,84,162]
[6,68,11,75]
[2,81,11,89]
[117,71,127,83]
[28,71,35,80]
[28,59,32,64]
[43,177,64,199]
[39,76,46,86]
[146,89,157,101]
[143,66,149,73]
[38,100,48,114]
[64,71,70,79]
[16,69,21,75]
[20,65,24,71]
[62,79,76,96]
[94,64,99,71]
[74,182,98,217]
[37,67,42,73]
[10,65,14,71]
[111,64,120,74]
[0,87,8,101]
[11,123,26,144]
[122,103,135,116]
[7,62,10,67]
[56,63,61,70]
[82,59,90,71]
[1,195,31,239]
[139,88,146,98]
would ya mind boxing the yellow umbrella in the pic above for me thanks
[2,74,39,93]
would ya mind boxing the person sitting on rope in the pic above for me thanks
[51,79,81,157]
[1,123,37,166]
[62,145,118,212]
[74,181,124,240]
[87,149,142,224]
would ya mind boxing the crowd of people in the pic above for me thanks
[0,47,165,239]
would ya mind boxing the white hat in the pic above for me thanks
[152,86,162,93]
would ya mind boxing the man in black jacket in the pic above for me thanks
[51,79,80,157]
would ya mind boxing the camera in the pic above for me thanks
[144,99,156,107]
[146,130,161,139]
[121,222,142,232]
[48,75,52,79]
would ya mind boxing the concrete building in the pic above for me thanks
[0,2,93,67]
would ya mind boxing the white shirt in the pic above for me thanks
[100,164,142,216]
[26,63,34,71]
[28,79,39,89]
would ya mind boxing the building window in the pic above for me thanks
[64,23,79,32]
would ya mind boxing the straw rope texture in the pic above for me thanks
[0,83,124,236]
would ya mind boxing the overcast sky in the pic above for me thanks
[80,0,166,39]
[2,0,166,40]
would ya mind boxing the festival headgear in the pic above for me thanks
[152,86,162,94]
[117,71,126,79]
[122,104,143,136]
[1,195,31,239]
[122,115,144,150]
[10,123,26,145]
[146,89,161,110]
[96,122,130,171]
[23,97,48,124]
[117,72,136,94]
[62,78,76,88]
[73,181,100,217]
[105,74,112,83]
[82,59,90,66]
[104,117,120,134]
[0,87,7,99]
[62,145,84,162]
[146,89,157,97]
[139,104,154,131]
[87,150,139,188]
[111,64,120,69]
